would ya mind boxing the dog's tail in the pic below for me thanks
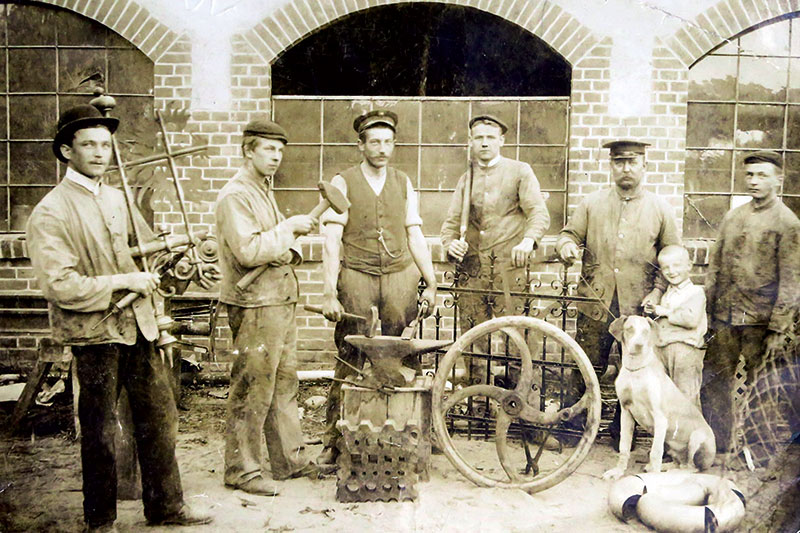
[689,429,716,471]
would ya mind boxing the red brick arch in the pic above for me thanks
[665,0,800,66]
[242,0,599,66]
[32,0,179,61]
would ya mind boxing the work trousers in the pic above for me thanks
[72,334,183,528]
[701,324,769,454]
[567,296,621,440]
[455,260,528,386]
[322,263,420,447]
[657,342,704,408]
[224,304,309,483]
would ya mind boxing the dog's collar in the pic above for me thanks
[621,354,650,372]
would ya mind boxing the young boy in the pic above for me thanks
[644,245,707,407]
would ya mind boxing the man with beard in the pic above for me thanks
[556,139,680,448]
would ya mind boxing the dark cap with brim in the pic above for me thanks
[743,150,783,168]
[353,110,398,134]
[243,118,288,144]
[52,104,119,163]
[469,114,508,134]
[603,139,650,159]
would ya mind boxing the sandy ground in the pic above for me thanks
[1,383,797,532]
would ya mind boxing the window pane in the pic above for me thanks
[106,29,135,49]
[113,97,154,141]
[739,19,790,56]
[793,19,800,56]
[9,96,57,139]
[272,190,318,220]
[59,49,105,94]
[472,101,518,144]
[57,10,106,46]
[274,99,320,144]
[392,145,419,185]
[10,187,49,231]
[421,101,468,144]
[7,4,55,45]
[684,194,729,239]
[108,49,154,95]
[0,188,7,232]
[784,195,800,219]
[685,149,732,192]
[738,57,788,102]
[0,98,6,140]
[544,191,565,232]
[274,145,319,189]
[419,146,467,190]
[519,146,566,190]
[686,103,734,148]
[736,104,784,149]
[9,142,56,185]
[519,100,568,144]
[323,100,368,143]
[9,49,56,92]
[782,152,800,194]
[786,106,800,148]
[418,191,452,236]
[322,145,360,179]
[0,143,6,183]
[391,100,420,144]
[788,59,800,102]
[688,55,736,101]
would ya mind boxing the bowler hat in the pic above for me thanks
[243,118,288,144]
[353,110,398,134]
[469,114,508,134]
[743,150,783,169]
[52,104,119,163]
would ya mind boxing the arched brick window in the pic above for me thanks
[685,15,800,239]
[270,4,571,236]
[0,1,154,232]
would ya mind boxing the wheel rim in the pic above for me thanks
[432,316,601,492]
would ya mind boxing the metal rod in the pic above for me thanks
[107,144,208,172]
[155,110,197,246]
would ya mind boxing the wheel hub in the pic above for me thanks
[501,393,524,416]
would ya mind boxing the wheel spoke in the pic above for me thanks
[494,410,523,483]
[441,384,508,413]
[499,326,534,392]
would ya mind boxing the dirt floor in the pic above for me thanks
[1,381,798,532]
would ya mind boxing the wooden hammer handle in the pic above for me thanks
[303,304,364,322]
[308,197,331,219]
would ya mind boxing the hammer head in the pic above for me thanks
[318,181,350,215]
[365,306,381,338]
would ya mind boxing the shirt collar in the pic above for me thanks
[477,155,501,169]
[240,165,273,191]
[614,184,643,201]
[750,195,778,212]
[667,278,692,292]
[64,167,101,196]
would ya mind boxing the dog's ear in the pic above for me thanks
[608,315,627,343]
[646,317,658,342]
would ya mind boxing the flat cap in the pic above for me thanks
[744,150,783,168]
[603,139,650,158]
[353,110,398,134]
[243,118,288,144]
[469,114,508,134]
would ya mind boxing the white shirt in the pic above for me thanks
[64,167,101,196]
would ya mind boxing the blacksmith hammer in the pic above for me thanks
[236,181,350,290]
[304,304,380,338]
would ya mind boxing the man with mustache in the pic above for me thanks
[702,150,800,461]
[556,139,680,448]
[316,110,438,466]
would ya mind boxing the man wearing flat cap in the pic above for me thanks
[26,105,212,531]
[556,139,680,447]
[215,117,324,495]
[440,114,550,382]
[317,109,438,465]
[702,150,800,460]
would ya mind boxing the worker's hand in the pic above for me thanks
[765,331,788,358]
[286,214,317,236]
[653,305,670,317]
[641,289,662,310]
[124,272,161,295]
[447,239,469,263]
[559,241,580,264]
[419,286,437,318]
[511,237,536,268]
[269,250,294,267]
[195,263,222,290]
[322,295,344,322]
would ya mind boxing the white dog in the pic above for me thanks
[602,315,716,480]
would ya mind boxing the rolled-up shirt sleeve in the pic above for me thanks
[405,178,422,227]
[216,192,295,268]
[27,210,113,312]
[320,174,349,226]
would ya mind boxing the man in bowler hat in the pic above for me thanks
[26,104,212,531]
